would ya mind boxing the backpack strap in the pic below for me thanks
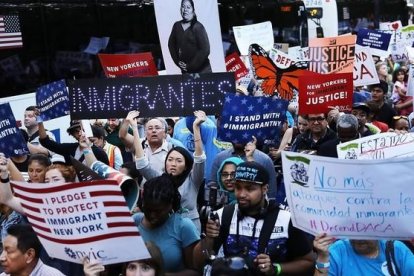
[258,201,280,254]
[385,240,401,276]
[213,204,235,254]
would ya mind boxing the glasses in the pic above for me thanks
[221,172,235,179]
[308,116,326,123]
[393,115,408,120]
[146,126,164,131]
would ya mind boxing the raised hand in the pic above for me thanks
[193,110,206,126]
[125,110,140,128]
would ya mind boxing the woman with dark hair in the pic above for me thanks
[27,154,51,183]
[133,174,200,275]
[168,0,212,73]
[130,110,206,232]
[83,241,165,276]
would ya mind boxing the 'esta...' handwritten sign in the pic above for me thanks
[282,152,414,240]
[337,132,414,160]
[11,180,150,265]
[67,73,235,119]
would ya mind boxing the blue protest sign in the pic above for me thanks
[0,103,29,157]
[217,94,288,144]
[356,29,392,57]
[36,79,70,121]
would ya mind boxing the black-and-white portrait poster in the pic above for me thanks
[154,0,226,74]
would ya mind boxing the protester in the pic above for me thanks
[119,116,178,176]
[369,81,396,128]
[391,68,407,104]
[275,115,309,159]
[351,102,377,137]
[0,224,65,276]
[215,139,255,206]
[215,157,243,205]
[173,115,229,178]
[83,241,165,276]
[168,0,212,73]
[27,154,51,183]
[291,113,337,154]
[104,118,133,163]
[133,174,200,275]
[38,119,109,166]
[23,106,55,156]
[89,125,123,170]
[196,161,314,275]
[365,100,389,132]
[392,115,410,132]
[313,233,414,275]
[209,142,277,199]
[0,156,83,275]
[165,118,175,137]
[132,110,206,231]
[317,114,360,158]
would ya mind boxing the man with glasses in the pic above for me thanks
[120,117,178,175]
[369,81,396,128]
[291,113,337,153]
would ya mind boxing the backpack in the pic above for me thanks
[214,200,280,256]
[385,240,401,276]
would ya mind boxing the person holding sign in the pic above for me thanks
[0,155,83,275]
[168,0,212,73]
[313,233,414,275]
[131,110,206,232]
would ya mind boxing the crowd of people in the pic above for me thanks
[1,43,414,276]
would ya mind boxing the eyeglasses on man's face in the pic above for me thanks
[308,116,326,123]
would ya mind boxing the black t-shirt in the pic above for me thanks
[375,102,396,128]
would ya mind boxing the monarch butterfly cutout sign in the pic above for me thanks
[249,43,308,100]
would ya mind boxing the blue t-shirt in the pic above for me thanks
[133,212,200,272]
[329,239,414,275]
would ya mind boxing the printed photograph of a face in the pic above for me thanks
[154,0,226,74]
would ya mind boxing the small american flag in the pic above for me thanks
[0,15,23,49]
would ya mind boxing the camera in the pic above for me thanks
[199,182,229,227]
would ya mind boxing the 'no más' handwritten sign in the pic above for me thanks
[282,152,414,240]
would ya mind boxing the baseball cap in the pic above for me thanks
[352,102,371,115]
[234,161,269,185]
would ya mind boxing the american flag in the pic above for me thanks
[0,15,23,49]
